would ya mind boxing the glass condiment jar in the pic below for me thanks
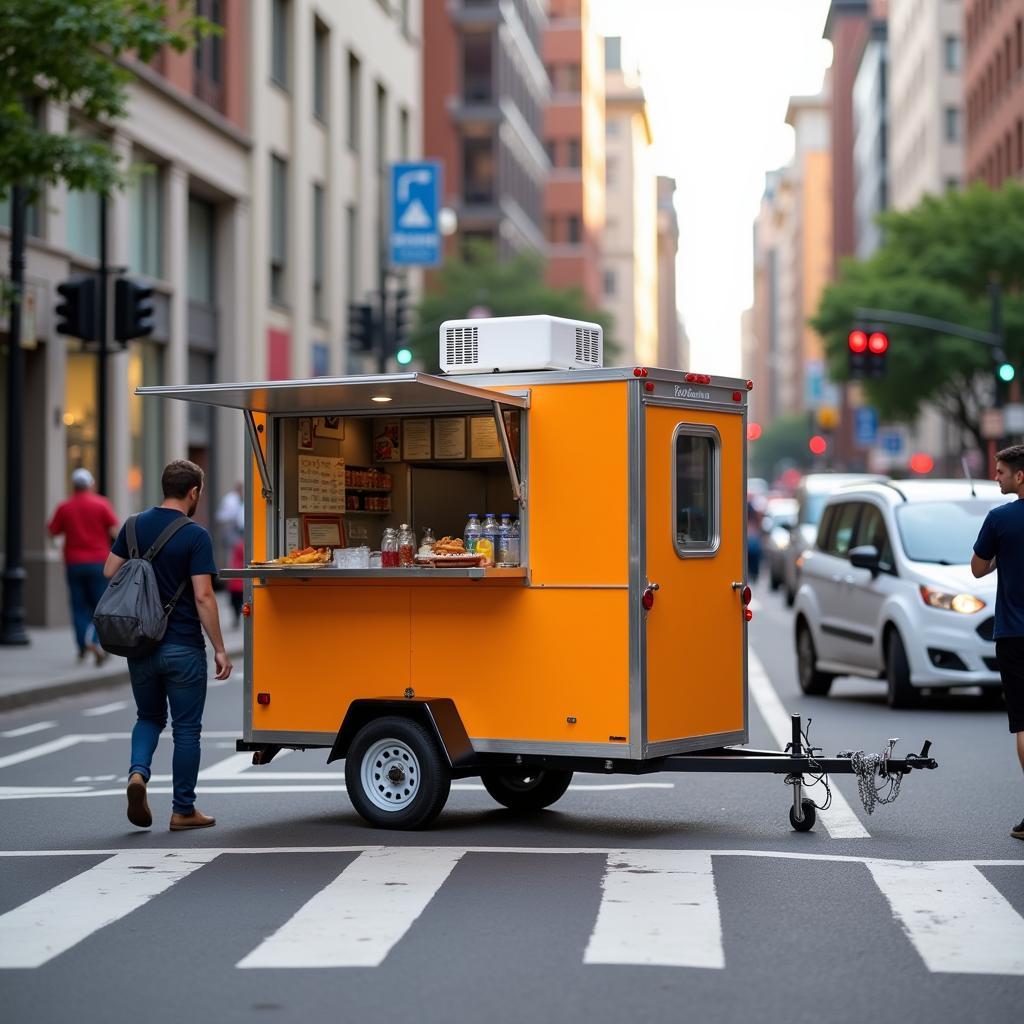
[397,523,416,567]
[420,526,436,551]
[381,527,399,568]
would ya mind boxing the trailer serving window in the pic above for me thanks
[672,423,720,557]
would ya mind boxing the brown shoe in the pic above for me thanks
[126,773,152,828]
[169,809,216,831]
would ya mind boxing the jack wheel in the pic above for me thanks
[789,798,817,832]
[480,769,573,812]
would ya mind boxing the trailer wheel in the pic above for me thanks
[480,768,573,812]
[345,716,450,830]
[789,798,817,832]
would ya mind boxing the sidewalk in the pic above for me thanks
[0,595,244,711]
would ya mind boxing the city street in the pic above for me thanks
[1,583,1021,1024]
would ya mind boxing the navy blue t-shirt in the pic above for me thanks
[973,498,1024,639]
[111,507,218,649]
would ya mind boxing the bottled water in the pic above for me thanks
[463,513,481,553]
[509,518,520,566]
[497,514,512,566]
[479,513,500,566]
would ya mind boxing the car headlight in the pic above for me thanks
[919,586,986,614]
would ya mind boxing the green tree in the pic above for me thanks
[0,0,212,197]
[410,242,619,371]
[748,413,816,480]
[812,182,1024,453]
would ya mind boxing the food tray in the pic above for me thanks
[413,554,487,567]
[247,560,333,568]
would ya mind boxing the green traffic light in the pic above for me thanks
[396,348,413,365]
[997,362,1015,383]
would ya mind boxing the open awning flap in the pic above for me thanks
[136,373,529,415]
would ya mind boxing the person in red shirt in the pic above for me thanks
[48,468,119,664]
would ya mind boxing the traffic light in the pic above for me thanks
[393,288,411,345]
[113,277,154,342]
[347,303,375,352]
[809,435,827,456]
[997,359,1015,383]
[55,276,97,341]
[848,329,888,379]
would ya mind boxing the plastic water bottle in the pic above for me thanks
[463,513,481,553]
[479,513,500,566]
[509,518,520,567]
[497,514,512,566]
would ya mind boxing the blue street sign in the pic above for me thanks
[390,161,442,267]
[878,428,904,455]
[853,405,878,448]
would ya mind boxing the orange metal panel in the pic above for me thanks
[524,381,629,586]
[251,412,268,561]
[644,405,745,743]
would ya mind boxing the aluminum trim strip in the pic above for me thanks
[628,380,646,760]
[644,731,748,758]
[243,452,253,740]
[472,739,632,758]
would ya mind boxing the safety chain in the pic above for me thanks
[848,749,902,815]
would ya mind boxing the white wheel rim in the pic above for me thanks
[361,738,420,812]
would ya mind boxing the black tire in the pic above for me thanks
[480,768,573,812]
[885,629,919,709]
[789,797,817,832]
[345,716,451,830]
[769,567,781,592]
[796,621,834,696]
[785,583,795,608]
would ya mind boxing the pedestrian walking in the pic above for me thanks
[47,468,118,665]
[103,459,233,832]
[227,537,245,626]
[971,443,1024,841]
[215,481,244,569]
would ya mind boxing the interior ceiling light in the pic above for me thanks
[371,395,392,403]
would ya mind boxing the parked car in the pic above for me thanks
[762,497,798,591]
[782,473,887,606]
[792,479,1011,707]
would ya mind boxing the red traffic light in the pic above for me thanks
[809,435,827,456]
[848,330,868,353]
[868,331,889,354]
[747,422,762,441]
[910,453,934,475]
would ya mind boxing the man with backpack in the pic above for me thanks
[102,459,233,831]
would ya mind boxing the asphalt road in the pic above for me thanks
[1,581,1022,1024]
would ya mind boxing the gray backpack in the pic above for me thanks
[93,514,192,658]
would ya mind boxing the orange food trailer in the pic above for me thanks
[140,316,936,830]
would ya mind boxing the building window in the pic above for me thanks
[347,52,361,151]
[375,82,387,174]
[945,177,961,193]
[346,203,358,306]
[312,183,325,321]
[127,341,164,512]
[566,138,581,168]
[944,106,962,143]
[65,347,99,483]
[545,139,557,166]
[271,0,289,88]
[463,135,495,202]
[270,155,288,305]
[66,189,101,261]
[606,119,620,136]
[463,33,492,103]
[603,268,616,296]
[129,164,163,279]
[567,214,581,243]
[193,0,224,111]
[311,341,329,377]
[606,156,617,186]
[552,63,581,92]
[399,106,410,159]
[313,19,328,122]
[188,197,216,304]
[944,35,962,71]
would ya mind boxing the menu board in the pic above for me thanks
[469,416,503,459]
[298,455,345,513]
[402,418,432,460]
[433,417,466,459]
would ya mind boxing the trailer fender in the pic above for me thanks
[327,698,475,769]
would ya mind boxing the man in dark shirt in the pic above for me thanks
[972,443,1024,841]
[104,459,233,831]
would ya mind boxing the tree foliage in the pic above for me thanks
[811,182,1024,452]
[0,0,212,197]
[410,242,619,371]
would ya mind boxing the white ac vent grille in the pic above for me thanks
[575,327,600,364]
[445,325,479,365]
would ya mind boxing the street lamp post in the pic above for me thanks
[0,185,30,645]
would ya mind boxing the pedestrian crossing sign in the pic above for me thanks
[390,161,442,267]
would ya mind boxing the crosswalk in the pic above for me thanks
[1,847,1022,975]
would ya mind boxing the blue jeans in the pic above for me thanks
[66,563,107,654]
[128,643,208,815]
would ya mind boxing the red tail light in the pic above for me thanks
[242,602,251,617]
[741,585,752,605]
[633,367,649,377]
[744,608,753,622]
[684,373,712,385]
[642,588,656,611]
[257,692,270,705]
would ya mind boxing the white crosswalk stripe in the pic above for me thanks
[237,847,465,968]
[0,849,1021,974]
[867,861,1024,976]
[0,850,220,968]
[584,850,723,968]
